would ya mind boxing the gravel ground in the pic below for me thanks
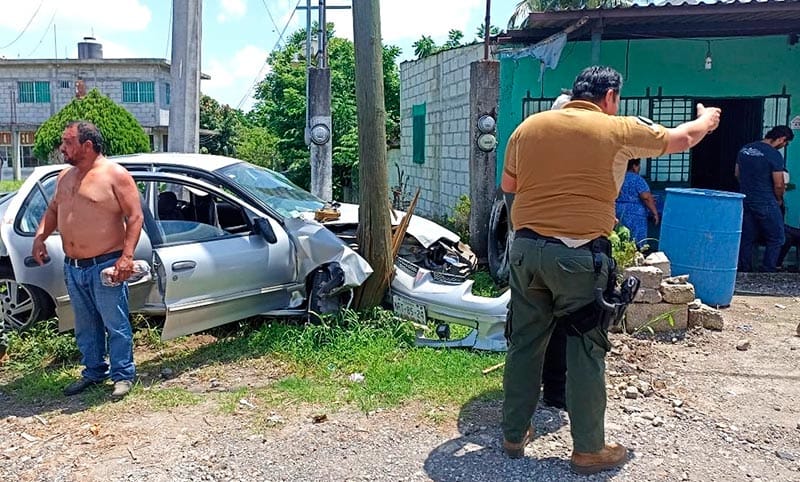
[1,284,799,481]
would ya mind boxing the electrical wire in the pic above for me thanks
[261,0,283,38]
[0,0,46,50]
[25,7,58,57]
[235,0,303,110]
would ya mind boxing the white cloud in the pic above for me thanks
[203,44,270,110]
[218,0,248,23]
[0,0,152,33]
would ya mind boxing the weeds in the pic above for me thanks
[2,320,80,371]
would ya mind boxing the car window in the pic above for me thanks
[150,181,251,245]
[17,175,58,234]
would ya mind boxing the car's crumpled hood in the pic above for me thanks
[316,203,460,248]
[283,216,373,289]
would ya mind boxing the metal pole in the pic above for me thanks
[319,0,327,68]
[304,0,312,144]
[484,0,491,60]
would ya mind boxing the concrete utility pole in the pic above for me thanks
[168,0,202,153]
[298,1,350,201]
[351,0,392,309]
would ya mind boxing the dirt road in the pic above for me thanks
[1,293,799,482]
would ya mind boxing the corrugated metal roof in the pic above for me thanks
[503,0,800,43]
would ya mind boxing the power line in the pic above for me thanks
[261,0,282,39]
[25,8,58,57]
[0,0,46,50]
[235,0,302,110]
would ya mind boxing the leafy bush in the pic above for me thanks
[447,195,471,243]
[609,224,639,270]
[33,89,150,161]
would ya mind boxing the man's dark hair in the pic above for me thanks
[571,66,623,103]
[67,121,104,154]
[627,158,641,171]
[765,125,794,142]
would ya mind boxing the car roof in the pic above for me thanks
[30,152,243,177]
[112,152,242,171]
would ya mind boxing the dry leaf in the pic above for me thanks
[311,414,328,424]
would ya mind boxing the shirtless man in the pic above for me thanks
[32,121,143,399]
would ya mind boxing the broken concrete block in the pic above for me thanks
[663,274,690,285]
[624,303,688,333]
[660,282,696,304]
[689,303,723,331]
[623,266,663,289]
[644,252,671,277]
[634,288,663,304]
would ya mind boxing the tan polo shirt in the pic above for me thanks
[504,100,669,240]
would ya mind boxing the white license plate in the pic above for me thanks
[393,295,427,324]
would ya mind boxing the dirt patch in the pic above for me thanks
[2,293,800,481]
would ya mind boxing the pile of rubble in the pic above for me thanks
[618,252,725,333]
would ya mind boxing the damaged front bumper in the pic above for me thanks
[390,257,510,352]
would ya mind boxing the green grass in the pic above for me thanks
[2,308,506,415]
[0,180,24,193]
[470,269,504,297]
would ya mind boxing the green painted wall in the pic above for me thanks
[498,35,800,219]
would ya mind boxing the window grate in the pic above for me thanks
[122,81,155,103]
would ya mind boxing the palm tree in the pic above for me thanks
[507,0,632,30]
[412,35,437,59]
[475,23,501,41]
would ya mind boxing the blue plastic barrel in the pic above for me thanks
[659,188,745,307]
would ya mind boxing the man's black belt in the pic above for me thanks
[64,250,123,268]
[515,228,610,255]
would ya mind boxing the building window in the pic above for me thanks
[412,103,426,164]
[165,83,170,105]
[60,80,71,89]
[18,81,51,103]
[122,81,155,103]
[162,134,168,152]
[149,135,155,152]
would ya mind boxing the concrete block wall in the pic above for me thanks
[399,44,484,218]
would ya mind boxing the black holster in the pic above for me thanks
[557,238,640,336]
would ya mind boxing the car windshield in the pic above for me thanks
[216,162,325,218]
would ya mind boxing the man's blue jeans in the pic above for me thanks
[739,202,786,272]
[64,258,135,382]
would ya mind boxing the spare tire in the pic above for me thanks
[487,189,514,285]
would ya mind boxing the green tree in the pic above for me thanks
[234,125,279,168]
[250,25,400,200]
[442,29,465,50]
[33,89,149,161]
[508,0,631,29]
[199,94,242,156]
[412,35,437,59]
[475,23,501,41]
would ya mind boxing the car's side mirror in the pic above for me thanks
[253,217,278,244]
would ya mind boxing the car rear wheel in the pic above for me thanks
[0,265,52,331]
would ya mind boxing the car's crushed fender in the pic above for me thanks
[283,217,373,291]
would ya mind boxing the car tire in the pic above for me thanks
[0,264,53,331]
[488,189,513,285]
[307,264,348,322]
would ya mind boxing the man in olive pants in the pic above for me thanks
[500,65,721,474]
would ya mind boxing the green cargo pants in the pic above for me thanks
[502,236,612,453]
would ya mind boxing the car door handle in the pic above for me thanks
[171,261,196,272]
[24,255,50,267]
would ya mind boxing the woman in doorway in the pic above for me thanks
[616,159,660,245]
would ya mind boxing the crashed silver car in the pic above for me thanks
[0,153,508,350]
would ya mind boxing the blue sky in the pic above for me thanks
[0,0,520,111]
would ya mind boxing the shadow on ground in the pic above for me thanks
[423,390,626,481]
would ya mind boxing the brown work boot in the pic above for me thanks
[570,442,628,475]
[502,426,534,459]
